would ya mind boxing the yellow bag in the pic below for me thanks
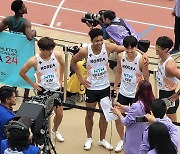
[66,59,86,95]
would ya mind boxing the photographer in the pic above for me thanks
[139,99,178,154]
[102,10,139,45]
[84,10,139,44]
[0,86,16,147]
[1,116,40,154]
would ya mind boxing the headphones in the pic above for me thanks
[4,120,30,139]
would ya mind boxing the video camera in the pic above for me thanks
[81,10,106,27]
[14,91,63,135]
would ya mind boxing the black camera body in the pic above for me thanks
[81,10,106,27]
[63,46,80,55]
[135,116,148,122]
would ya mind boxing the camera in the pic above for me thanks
[81,10,106,27]
[135,116,148,122]
[63,45,80,55]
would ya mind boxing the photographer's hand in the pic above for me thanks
[172,10,176,16]
[86,21,94,30]
[144,113,156,123]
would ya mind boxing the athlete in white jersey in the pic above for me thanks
[35,52,60,90]
[19,37,65,142]
[114,36,149,152]
[71,28,125,151]
[155,36,180,123]
[86,43,109,90]
[119,51,142,98]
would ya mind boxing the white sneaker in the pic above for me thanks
[84,138,93,150]
[51,130,64,142]
[99,139,113,151]
[115,140,123,152]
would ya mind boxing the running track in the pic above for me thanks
[0,0,175,46]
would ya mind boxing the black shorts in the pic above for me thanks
[108,60,117,70]
[86,86,110,103]
[37,87,63,107]
[117,93,134,106]
[159,90,179,114]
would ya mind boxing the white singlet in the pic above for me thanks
[156,56,178,91]
[35,53,60,90]
[86,43,110,90]
[119,51,142,98]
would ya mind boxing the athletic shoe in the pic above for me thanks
[51,130,64,142]
[99,139,113,150]
[84,138,93,150]
[114,140,123,152]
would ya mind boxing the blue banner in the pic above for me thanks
[0,31,35,89]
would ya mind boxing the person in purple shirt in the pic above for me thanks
[111,80,155,154]
[102,10,139,45]
[169,0,180,54]
[102,10,139,72]
[139,99,179,154]
[147,122,177,154]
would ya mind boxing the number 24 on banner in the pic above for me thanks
[6,56,18,65]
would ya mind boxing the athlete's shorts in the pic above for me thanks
[117,93,134,105]
[37,86,63,107]
[85,86,110,103]
[159,90,179,114]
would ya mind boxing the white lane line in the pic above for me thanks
[126,19,173,30]
[0,15,87,35]
[23,0,87,14]
[23,0,57,8]
[61,7,87,13]
[33,22,87,35]
[0,15,173,30]
[50,0,66,27]
[120,0,173,10]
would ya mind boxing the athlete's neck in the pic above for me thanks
[126,51,137,62]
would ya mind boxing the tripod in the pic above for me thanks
[32,116,57,154]
[42,119,57,154]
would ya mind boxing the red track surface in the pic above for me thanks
[0,0,176,46]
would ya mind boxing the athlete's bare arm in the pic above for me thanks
[105,42,125,56]
[114,53,122,90]
[166,60,180,102]
[139,57,149,81]
[166,60,180,79]
[0,18,8,31]
[24,19,36,40]
[19,56,41,91]
[71,47,90,88]
[54,51,65,86]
